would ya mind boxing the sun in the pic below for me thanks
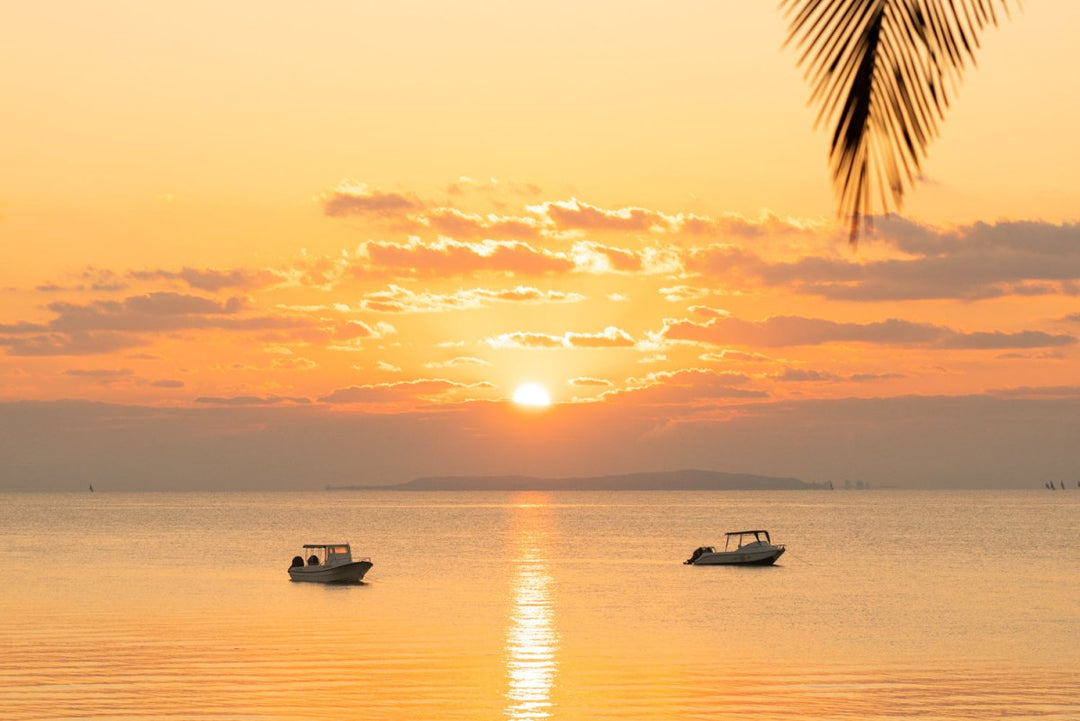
[512,383,552,408]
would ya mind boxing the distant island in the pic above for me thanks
[328,469,828,491]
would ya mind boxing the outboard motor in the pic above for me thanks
[684,546,712,564]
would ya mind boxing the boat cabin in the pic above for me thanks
[723,530,774,551]
[295,543,353,568]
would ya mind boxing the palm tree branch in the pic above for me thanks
[782,0,1014,243]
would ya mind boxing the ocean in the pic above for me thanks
[1,489,1077,720]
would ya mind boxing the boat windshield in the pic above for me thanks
[724,531,770,550]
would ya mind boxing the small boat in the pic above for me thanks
[684,530,785,566]
[288,543,372,584]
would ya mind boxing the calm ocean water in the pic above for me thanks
[1,490,1077,720]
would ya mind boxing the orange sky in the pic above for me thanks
[2,1,1078,489]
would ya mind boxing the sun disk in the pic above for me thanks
[512,383,552,407]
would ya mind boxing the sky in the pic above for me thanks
[2,1,1079,490]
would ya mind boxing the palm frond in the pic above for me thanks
[782,0,1014,243]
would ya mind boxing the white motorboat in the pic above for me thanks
[684,530,785,566]
[288,543,372,584]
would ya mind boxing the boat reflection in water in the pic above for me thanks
[504,498,559,720]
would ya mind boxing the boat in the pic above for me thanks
[288,543,372,584]
[684,530,785,566]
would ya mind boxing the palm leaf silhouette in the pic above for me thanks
[782,0,1014,243]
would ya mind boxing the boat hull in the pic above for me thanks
[288,560,373,584]
[690,547,785,566]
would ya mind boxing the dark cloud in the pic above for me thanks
[3,393,1080,491]
[775,367,841,382]
[195,395,311,405]
[663,315,1076,349]
[44,292,243,333]
[130,267,280,292]
[609,368,766,406]
[941,330,1075,350]
[64,368,134,378]
[322,185,421,218]
[1,292,319,356]
[0,332,146,356]
[318,379,465,404]
[988,385,1080,398]
[686,218,1080,301]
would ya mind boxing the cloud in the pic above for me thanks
[533,198,675,233]
[41,292,245,333]
[321,182,422,218]
[772,366,902,384]
[422,208,543,240]
[774,367,842,382]
[131,267,281,292]
[318,379,472,404]
[531,200,822,238]
[486,331,566,349]
[849,372,906,382]
[566,327,636,348]
[687,217,1080,301]
[64,368,134,378]
[0,290,329,356]
[941,331,1075,350]
[681,209,826,237]
[360,284,585,313]
[445,176,542,197]
[150,379,185,388]
[1,332,147,356]
[570,242,644,273]
[334,321,381,340]
[661,315,1076,349]
[271,357,317,371]
[699,349,771,363]
[357,238,575,278]
[486,327,636,349]
[609,368,767,405]
[80,267,128,292]
[3,395,1078,491]
[988,385,1080,398]
[660,286,710,303]
[425,356,492,369]
[570,377,613,387]
[196,395,312,405]
[569,242,681,275]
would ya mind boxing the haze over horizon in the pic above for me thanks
[2,2,1079,492]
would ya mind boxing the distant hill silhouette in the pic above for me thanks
[330,469,820,491]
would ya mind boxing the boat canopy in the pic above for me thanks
[725,530,771,543]
[302,544,352,558]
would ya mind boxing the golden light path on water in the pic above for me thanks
[504,500,558,720]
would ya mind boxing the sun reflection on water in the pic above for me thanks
[504,499,558,720]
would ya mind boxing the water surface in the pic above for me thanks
[1,490,1077,720]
